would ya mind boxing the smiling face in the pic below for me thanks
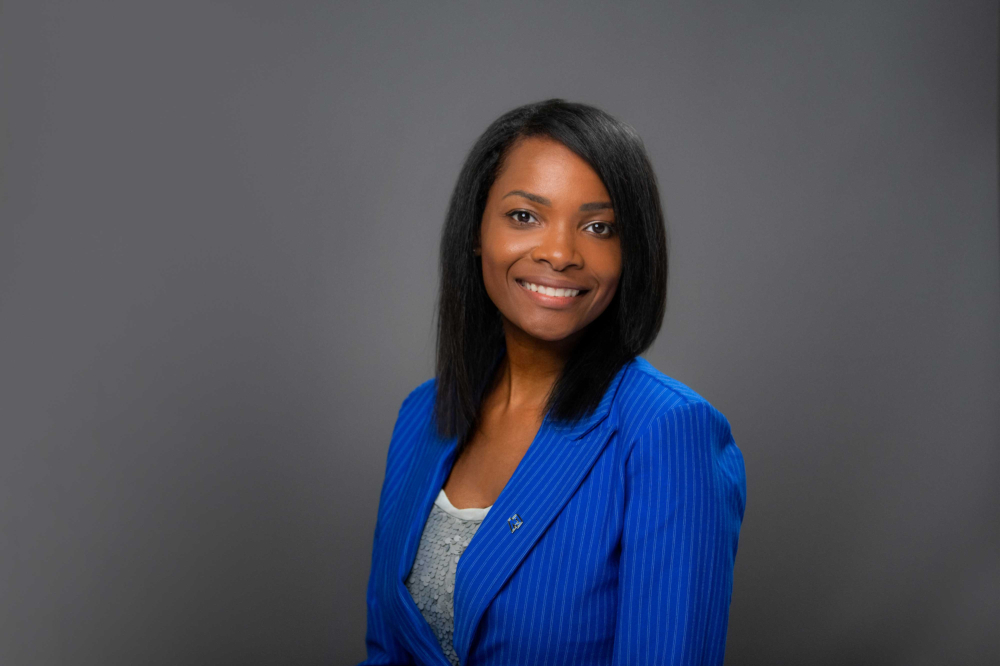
[476,135,622,345]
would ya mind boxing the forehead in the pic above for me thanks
[492,136,609,201]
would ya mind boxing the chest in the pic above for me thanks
[442,408,543,509]
[373,395,634,665]
[458,438,628,664]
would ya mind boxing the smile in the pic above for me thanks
[516,279,588,299]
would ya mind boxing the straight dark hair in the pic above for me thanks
[434,98,668,448]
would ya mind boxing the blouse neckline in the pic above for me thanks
[434,488,493,522]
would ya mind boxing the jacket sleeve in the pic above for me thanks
[612,400,747,666]
[356,391,424,666]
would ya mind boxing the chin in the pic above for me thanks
[529,331,572,343]
[520,322,582,343]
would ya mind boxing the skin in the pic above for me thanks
[442,135,622,509]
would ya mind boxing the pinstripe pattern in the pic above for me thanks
[359,356,746,665]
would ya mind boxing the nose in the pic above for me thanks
[531,220,583,271]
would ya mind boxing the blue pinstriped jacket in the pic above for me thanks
[360,356,746,665]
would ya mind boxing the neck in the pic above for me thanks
[492,316,583,414]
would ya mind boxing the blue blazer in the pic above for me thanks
[360,356,746,665]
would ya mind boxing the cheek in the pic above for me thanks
[479,224,524,290]
[595,248,622,298]
[481,255,503,292]
[597,276,621,311]
[605,273,621,298]
[480,251,515,306]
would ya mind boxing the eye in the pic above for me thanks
[507,210,538,225]
[585,221,616,237]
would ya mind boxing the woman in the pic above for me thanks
[359,99,746,666]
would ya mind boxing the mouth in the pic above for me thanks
[515,278,590,307]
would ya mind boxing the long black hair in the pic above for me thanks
[434,98,668,447]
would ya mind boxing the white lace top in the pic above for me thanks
[404,489,493,665]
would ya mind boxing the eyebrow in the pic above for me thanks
[502,190,613,212]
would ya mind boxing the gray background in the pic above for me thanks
[1,1,997,664]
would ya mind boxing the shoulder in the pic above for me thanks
[616,357,746,515]
[379,378,439,499]
[400,376,437,413]
[389,378,437,444]
[614,356,733,448]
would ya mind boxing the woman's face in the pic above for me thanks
[477,136,622,344]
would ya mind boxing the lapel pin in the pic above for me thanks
[508,513,523,533]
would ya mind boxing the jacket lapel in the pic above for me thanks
[451,359,633,663]
[385,417,461,664]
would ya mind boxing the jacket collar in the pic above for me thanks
[386,357,635,664]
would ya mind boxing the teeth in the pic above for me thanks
[519,280,580,297]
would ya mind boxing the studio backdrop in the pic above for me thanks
[1,1,997,665]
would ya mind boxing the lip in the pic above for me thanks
[515,278,589,309]
[515,276,590,291]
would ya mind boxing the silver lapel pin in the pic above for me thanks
[508,513,523,533]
